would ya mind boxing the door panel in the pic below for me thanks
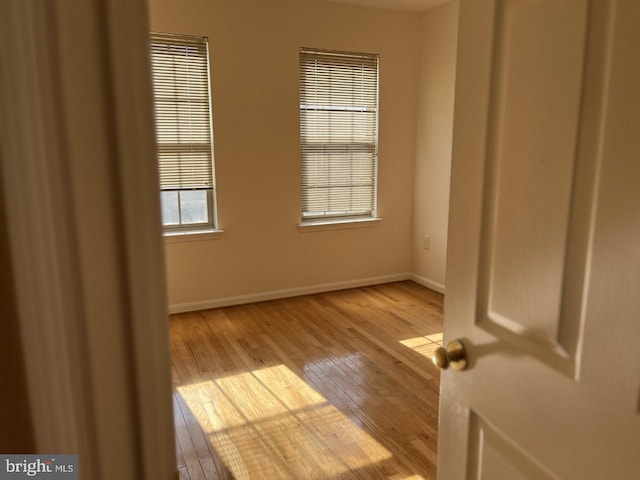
[439,0,640,478]
[480,0,588,358]
[468,413,556,480]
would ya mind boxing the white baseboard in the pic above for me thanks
[409,274,445,294]
[169,273,413,314]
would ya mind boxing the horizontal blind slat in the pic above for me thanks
[150,33,214,191]
[300,48,379,219]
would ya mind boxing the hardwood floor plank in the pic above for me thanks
[174,392,207,480]
[175,390,223,480]
[178,465,191,480]
[197,380,296,479]
[170,281,443,479]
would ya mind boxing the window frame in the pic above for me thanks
[160,189,216,234]
[299,47,380,225]
[150,32,219,234]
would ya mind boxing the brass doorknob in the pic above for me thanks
[432,340,467,371]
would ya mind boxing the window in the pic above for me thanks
[150,33,217,232]
[299,48,379,223]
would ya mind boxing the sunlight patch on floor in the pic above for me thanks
[177,364,393,478]
[399,333,444,360]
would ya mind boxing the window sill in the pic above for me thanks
[163,228,224,243]
[298,217,381,232]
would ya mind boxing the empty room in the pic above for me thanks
[2,0,639,479]
[149,0,457,477]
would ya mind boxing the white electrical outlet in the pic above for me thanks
[423,235,431,250]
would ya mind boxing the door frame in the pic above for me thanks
[1,1,175,478]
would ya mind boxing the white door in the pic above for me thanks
[438,0,640,478]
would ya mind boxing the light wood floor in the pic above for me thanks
[170,281,444,480]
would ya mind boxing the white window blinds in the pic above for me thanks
[150,33,214,192]
[299,48,379,221]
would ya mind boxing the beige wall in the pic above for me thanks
[412,0,459,291]
[149,0,422,308]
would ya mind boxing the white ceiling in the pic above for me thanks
[321,0,451,13]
